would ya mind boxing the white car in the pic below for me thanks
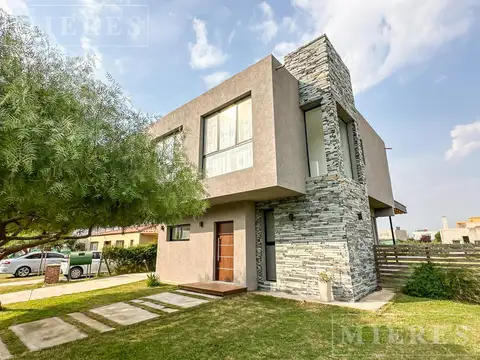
[0,252,66,277]
[60,251,109,279]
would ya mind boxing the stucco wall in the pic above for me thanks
[156,201,257,290]
[356,114,394,208]
[149,56,306,204]
[272,56,309,192]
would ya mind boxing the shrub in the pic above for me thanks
[404,263,480,303]
[102,244,157,274]
[404,263,453,299]
[445,268,480,303]
[146,273,161,287]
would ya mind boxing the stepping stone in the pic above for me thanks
[131,299,178,313]
[0,338,12,360]
[130,299,145,304]
[90,302,159,326]
[176,289,221,299]
[161,308,179,313]
[144,292,209,308]
[10,317,87,351]
[68,312,114,333]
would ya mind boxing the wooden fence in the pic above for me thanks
[374,244,480,288]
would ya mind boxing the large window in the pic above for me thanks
[115,240,124,248]
[169,224,190,241]
[203,97,253,177]
[305,107,327,177]
[156,131,181,165]
[89,242,98,251]
[339,117,355,179]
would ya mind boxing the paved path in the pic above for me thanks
[3,291,216,357]
[0,273,149,305]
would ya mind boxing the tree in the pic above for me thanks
[420,235,432,243]
[0,11,207,259]
[434,231,442,243]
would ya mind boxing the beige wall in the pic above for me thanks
[149,55,306,205]
[86,232,157,251]
[356,113,394,209]
[441,225,480,244]
[272,57,309,192]
[156,202,257,290]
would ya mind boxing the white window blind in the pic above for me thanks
[219,104,236,150]
[203,97,253,178]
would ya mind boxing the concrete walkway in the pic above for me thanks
[253,289,395,311]
[0,273,148,305]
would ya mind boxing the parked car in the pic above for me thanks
[60,251,109,279]
[0,252,66,277]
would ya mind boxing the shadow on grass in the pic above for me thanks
[0,282,175,329]
[9,293,478,360]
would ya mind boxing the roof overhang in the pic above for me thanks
[394,200,407,215]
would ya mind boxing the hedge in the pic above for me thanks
[102,243,157,274]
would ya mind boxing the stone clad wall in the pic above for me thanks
[255,34,377,301]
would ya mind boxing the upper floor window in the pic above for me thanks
[156,130,182,165]
[339,117,356,179]
[203,97,253,178]
[305,107,327,177]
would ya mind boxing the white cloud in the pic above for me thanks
[252,1,278,43]
[434,74,447,84]
[227,29,236,45]
[273,41,298,61]
[286,0,475,93]
[0,0,28,15]
[188,17,227,70]
[282,16,297,33]
[202,71,231,89]
[445,121,480,160]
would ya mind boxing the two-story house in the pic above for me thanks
[150,35,406,302]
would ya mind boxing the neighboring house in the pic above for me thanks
[378,227,408,243]
[84,226,158,251]
[151,35,406,302]
[441,216,480,245]
[412,230,438,241]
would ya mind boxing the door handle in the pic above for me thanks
[217,238,220,262]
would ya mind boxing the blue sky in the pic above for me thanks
[2,0,480,233]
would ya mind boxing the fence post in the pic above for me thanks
[425,245,431,263]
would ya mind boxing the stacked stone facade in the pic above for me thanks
[255,35,377,301]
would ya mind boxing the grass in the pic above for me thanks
[0,274,43,284]
[0,283,42,295]
[1,285,479,360]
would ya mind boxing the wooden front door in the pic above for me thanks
[216,222,234,282]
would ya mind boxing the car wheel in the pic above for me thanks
[69,267,83,280]
[15,266,31,278]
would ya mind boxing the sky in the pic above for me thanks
[2,0,480,234]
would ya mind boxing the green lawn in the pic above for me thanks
[0,274,43,284]
[1,283,479,359]
[0,283,42,295]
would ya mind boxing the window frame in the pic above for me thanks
[89,242,99,251]
[202,96,253,177]
[338,115,357,180]
[115,240,124,248]
[168,224,191,242]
